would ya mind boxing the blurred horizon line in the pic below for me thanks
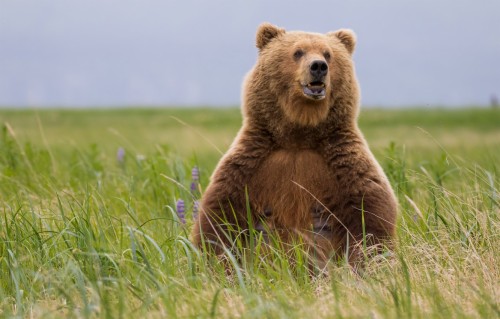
[0,104,496,110]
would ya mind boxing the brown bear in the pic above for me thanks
[191,23,398,269]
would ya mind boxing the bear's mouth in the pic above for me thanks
[302,81,326,100]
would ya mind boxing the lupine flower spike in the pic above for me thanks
[116,147,125,163]
[190,166,200,195]
[191,166,199,181]
[176,199,186,224]
[192,200,199,220]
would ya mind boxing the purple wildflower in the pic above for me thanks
[192,200,199,220]
[191,166,199,182]
[190,181,198,194]
[190,166,200,196]
[176,199,186,224]
[116,147,125,163]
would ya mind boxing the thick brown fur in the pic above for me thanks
[191,23,398,269]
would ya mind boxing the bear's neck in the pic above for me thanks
[245,110,359,151]
[275,124,324,149]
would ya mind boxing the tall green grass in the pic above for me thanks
[0,108,498,318]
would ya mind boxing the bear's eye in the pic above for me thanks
[323,52,331,61]
[293,49,304,60]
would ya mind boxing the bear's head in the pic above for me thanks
[243,23,360,129]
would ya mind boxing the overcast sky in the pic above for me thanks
[0,0,499,107]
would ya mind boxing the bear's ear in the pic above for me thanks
[256,23,286,51]
[328,29,356,54]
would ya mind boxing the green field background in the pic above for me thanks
[0,107,499,318]
[2,107,499,169]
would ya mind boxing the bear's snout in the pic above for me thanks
[309,60,328,80]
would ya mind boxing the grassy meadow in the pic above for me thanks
[0,107,499,318]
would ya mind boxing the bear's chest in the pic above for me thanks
[248,149,336,228]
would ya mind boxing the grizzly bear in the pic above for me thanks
[191,23,398,269]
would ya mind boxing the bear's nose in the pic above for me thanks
[310,60,328,79]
